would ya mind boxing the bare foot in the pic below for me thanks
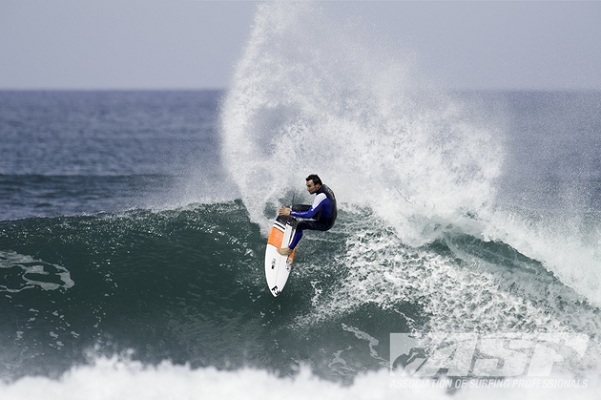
[277,247,293,256]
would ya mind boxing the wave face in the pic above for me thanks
[2,204,600,386]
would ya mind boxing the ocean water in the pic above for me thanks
[2,2,601,399]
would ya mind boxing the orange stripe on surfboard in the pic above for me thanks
[267,226,284,247]
[267,225,297,261]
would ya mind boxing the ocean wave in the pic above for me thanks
[1,203,601,383]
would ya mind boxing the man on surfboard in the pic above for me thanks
[277,174,337,256]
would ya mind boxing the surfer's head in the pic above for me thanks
[305,174,322,194]
[306,174,322,185]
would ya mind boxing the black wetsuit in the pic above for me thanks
[288,184,337,249]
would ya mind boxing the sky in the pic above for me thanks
[1,0,600,91]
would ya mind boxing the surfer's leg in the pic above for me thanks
[288,220,322,249]
[288,228,304,250]
[278,221,310,256]
[283,219,328,254]
[279,219,331,255]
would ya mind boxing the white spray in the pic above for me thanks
[220,2,503,245]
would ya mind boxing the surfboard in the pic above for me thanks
[264,215,297,297]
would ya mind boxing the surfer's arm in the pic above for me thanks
[289,194,327,219]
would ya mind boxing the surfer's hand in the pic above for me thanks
[278,207,291,217]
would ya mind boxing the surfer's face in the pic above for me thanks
[306,180,320,195]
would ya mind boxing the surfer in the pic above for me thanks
[277,174,337,256]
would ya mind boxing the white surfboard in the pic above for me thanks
[264,216,297,297]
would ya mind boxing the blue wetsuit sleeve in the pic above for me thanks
[290,193,328,219]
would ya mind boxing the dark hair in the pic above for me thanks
[306,174,322,185]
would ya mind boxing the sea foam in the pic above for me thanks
[1,356,599,400]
